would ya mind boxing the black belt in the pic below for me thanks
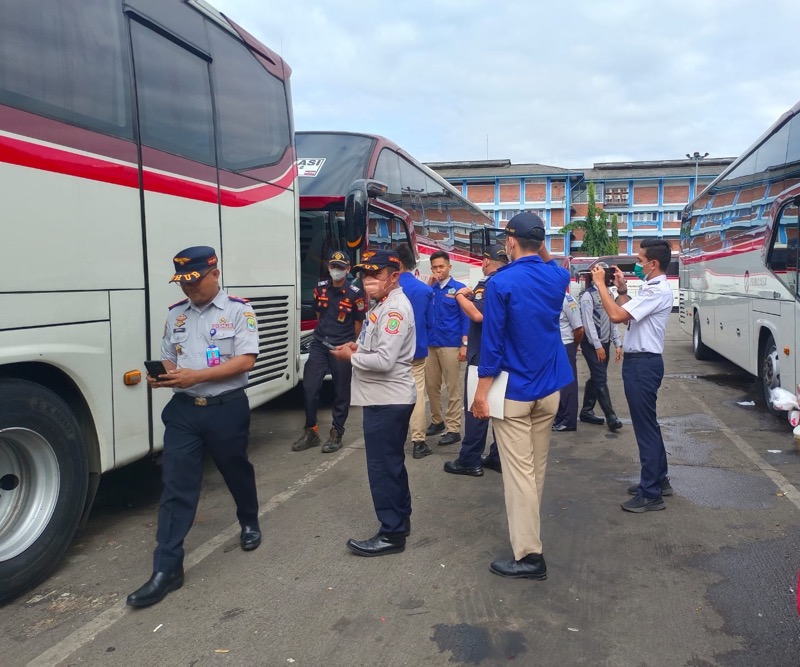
[173,388,246,407]
[625,352,661,358]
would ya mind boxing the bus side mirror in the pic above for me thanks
[344,179,388,250]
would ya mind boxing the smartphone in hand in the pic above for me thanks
[144,360,168,378]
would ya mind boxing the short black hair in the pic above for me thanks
[514,237,542,252]
[641,239,672,271]
[430,250,450,264]
[396,243,416,270]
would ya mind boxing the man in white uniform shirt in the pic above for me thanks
[590,239,674,513]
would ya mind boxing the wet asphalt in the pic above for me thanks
[2,315,800,666]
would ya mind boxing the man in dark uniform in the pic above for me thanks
[293,250,366,453]
[444,244,507,476]
[127,246,261,608]
[330,249,416,557]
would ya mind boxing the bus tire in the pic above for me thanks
[692,313,714,360]
[0,379,89,605]
[759,334,784,418]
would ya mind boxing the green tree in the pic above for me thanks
[563,181,617,255]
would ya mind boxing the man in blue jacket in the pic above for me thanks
[397,243,435,459]
[472,212,571,581]
[425,250,469,446]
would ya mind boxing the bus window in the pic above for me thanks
[767,203,799,294]
[374,149,402,205]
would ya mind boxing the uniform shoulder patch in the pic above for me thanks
[227,295,250,304]
[350,285,361,293]
[318,279,331,287]
[565,294,576,303]
[168,298,189,310]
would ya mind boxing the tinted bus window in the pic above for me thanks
[131,21,215,164]
[208,25,291,171]
[296,133,374,195]
[0,0,132,138]
[374,149,402,205]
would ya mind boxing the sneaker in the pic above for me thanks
[292,427,320,451]
[426,422,446,437]
[627,480,673,497]
[621,495,666,513]
[412,441,432,459]
[321,427,342,453]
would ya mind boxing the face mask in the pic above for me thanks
[633,261,651,281]
[362,275,382,299]
[329,268,348,281]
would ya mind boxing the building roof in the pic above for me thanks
[427,157,736,181]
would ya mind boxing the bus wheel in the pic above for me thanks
[0,379,89,604]
[759,335,784,418]
[692,313,714,360]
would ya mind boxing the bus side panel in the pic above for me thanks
[109,290,151,467]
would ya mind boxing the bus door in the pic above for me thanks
[764,200,800,394]
[129,18,223,442]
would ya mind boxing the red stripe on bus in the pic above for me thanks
[0,134,294,207]
[417,243,484,267]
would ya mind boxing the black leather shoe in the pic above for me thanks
[489,553,547,580]
[443,459,484,477]
[628,480,673,497]
[621,495,666,512]
[425,422,446,436]
[481,456,502,474]
[579,411,604,425]
[551,423,576,432]
[126,569,184,608]
[403,516,411,537]
[346,533,406,557]
[412,441,432,459]
[240,523,262,551]
[321,427,343,453]
[438,431,461,446]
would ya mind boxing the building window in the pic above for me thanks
[604,185,629,206]
[663,211,681,222]
[631,211,658,223]
[499,209,520,221]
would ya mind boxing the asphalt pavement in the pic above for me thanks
[3,314,800,666]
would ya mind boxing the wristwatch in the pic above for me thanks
[461,338,468,346]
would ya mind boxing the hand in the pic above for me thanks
[471,396,490,420]
[458,346,467,362]
[146,373,167,389]
[426,274,437,286]
[155,368,200,389]
[456,287,473,299]
[596,347,607,363]
[330,344,355,362]
[616,347,623,363]
[590,265,606,287]
[611,266,627,292]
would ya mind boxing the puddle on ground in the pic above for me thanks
[664,372,755,393]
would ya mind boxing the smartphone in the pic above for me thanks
[321,340,336,350]
[144,360,168,378]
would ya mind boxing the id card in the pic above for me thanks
[206,344,220,367]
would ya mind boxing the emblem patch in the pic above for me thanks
[246,317,257,332]
[385,317,401,335]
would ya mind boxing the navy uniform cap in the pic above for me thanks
[170,246,218,283]
[483,244,509,263]
[328,250,350,267]
[353,249,401,272]
[505,211,545,240]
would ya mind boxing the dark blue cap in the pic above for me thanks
[353,249,401,272]
[483,244,509,263]
[505,211,545,240]
[328,250,350,267]
[170,246,218,283]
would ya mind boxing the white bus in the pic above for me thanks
[679,99,800,415]
[0,0,299,602]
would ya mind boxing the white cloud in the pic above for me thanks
[210,0,800,166]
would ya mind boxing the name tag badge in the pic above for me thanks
[206,344,220,367]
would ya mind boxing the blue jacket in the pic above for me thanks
[478,255,572,402]
[398,272,434,360]
[429,276,469,347]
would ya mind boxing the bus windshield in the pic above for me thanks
[296,133,375,195]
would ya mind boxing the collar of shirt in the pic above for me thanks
[647,275,667,285]
[437,277,451,289]
[186,288,226,313]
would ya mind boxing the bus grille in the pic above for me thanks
[247,295,291,387]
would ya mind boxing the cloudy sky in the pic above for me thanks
[211,0,800,168]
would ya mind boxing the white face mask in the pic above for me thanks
[329,268,348,281]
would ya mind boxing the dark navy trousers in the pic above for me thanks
[555,342,579,428]
[622,354,668,499]
[459,372,499,467]
[363,404,414,535]
[303,340,353,435]
[581,339,611,390]
[153,394,259,573]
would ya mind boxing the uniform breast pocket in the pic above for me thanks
[214,330,236,359]
[170,331,189,356]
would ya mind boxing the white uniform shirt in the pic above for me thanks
[559,294,583,344]
[621,275,673,353]
[351,287,416,406]
[161,289,259,397]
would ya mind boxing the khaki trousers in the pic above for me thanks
[410,358,427,442]
[424,346,462,433]
[491,391,560,560]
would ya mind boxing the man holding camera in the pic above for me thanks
[590,240,674,512]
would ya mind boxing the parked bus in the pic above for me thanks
[0,0,299,602]
[296,131,495,359]
[680,98,800,414]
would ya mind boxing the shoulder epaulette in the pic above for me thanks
[350,284,361,293]
[227,295,250,304]
[317,279,330,287]
[168,298,189,310]
[565,294,576,302]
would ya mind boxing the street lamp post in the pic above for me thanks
[686,151,709,195]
